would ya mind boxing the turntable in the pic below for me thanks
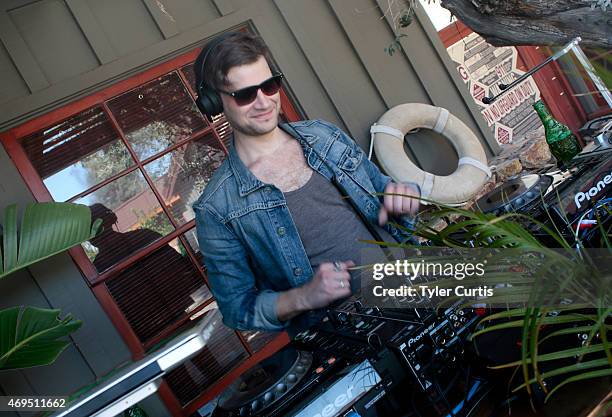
[476,174,553,215]
[211,346,384,417]
[476,146,611,244]
[214,348,313,416]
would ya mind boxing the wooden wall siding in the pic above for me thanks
[8,0,101,85]
[85,0,164,57]
[272,0,496,173]
[0,41,30,105]
[143,0,220,33]
[0,10,50,93]
[0,0,495,161]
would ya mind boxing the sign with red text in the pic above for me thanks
[448,33,541,145]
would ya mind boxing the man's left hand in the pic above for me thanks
[378,182,420,226]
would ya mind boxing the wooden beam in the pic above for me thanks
[142,0,180,39]
[65,0,117,64]
[0,11,49,92]
[212,0,235,16]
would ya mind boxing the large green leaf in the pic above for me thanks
[0,306,82,370]
[0,203,101,279]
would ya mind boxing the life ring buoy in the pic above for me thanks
[370,103,491,206]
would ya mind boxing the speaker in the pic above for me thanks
[194,33,233,117]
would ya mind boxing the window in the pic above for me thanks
[2,40,300,410]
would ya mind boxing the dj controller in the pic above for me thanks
[477,145,611,247]
[207,300,484,417]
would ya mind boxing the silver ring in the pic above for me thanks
[333,261,343,272]
[340,280,345,289]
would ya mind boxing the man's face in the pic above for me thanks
[220,56,281,137]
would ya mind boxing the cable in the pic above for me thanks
[460,364,472,417]
[434,377,456,417]
[443,380,482,417]
[573,198,611,248]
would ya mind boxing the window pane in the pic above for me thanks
[105,238,209,343]
[165,309,247,405]
[143,133,225,225]
[214,115,233,149]
[107,72,207,160]
[20,107,129,199]
[183,229,204,266]
[76,170,173,272]
[45,139,133,201]
[180,63,196,94]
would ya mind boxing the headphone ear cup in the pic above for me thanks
[208,90,224,116]
[197,88,223,118]
[195,32,234,118]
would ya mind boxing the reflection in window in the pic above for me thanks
[144,133,225,225]
[105,238,209,343]
[44,139,133,201]
[76,170,173,271]
[108,73,207,161]
[165,309,247,405]
[241,329,279,353]
[183,229,203,265]
[554,48,611,114]
[20,107,125,200]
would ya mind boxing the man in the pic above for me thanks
[193,32,420,334]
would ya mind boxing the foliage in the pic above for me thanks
[133,209,175,239]
[397,203,611,402]
[591,0,611,11]
[0,306,82,370]
[0,203,100,370]
[1,203,101,279]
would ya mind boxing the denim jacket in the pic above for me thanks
[193,119,416,331]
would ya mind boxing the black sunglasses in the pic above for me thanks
[218,73,284,106]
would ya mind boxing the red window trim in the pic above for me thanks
[0,41,299,415]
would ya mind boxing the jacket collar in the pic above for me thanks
[227,123,316,197]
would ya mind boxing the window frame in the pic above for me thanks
[1,40,298,414]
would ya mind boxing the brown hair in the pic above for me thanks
[195,32,272,92]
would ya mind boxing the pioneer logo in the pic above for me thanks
[574,171,612,209]
[408,322,436,347]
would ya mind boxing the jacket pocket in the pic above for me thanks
[338,143,363,172]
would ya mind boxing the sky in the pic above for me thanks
[419,0,455,31]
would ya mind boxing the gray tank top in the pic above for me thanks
[284,171,395,274]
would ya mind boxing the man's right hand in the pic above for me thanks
[276,260,354,322]
[300,261,354,310]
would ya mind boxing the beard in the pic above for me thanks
[226,102,281,137]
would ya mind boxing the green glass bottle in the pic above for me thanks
[533,100,581,163]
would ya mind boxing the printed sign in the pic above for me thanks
[447,32,542,145]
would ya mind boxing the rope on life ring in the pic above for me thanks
[369,103,491,206]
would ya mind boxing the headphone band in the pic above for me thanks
[197,32,233,95]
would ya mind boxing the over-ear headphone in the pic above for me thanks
[194,32,234,118]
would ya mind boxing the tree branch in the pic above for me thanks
[440,0,611,48]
